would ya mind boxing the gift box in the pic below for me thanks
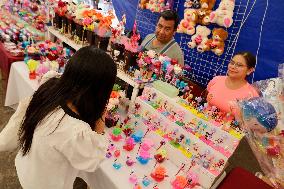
[124,50,138,72]
[94,35,110,51]
[111,42,125,62]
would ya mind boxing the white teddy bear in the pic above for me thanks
[210,0,235,28]
[187,25,211,52]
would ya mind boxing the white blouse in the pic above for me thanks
[0,98,108,189]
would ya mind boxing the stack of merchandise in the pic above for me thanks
[52,0,114,49]
[25,40,73,79]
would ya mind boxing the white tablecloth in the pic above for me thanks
[79,130,181,189]
[4,61,39,108]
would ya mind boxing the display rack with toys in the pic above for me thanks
[140,86,243,157]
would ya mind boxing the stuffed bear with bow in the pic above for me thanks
[210,0,235,28]
[177,9,198,35]
[187,25,211,52]
[205,28,228,56]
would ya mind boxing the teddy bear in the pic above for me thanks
[205,28,228,56]
[146,0,166,12]
[196,9,212,25]
[200,0,216,10]
[184,0,201,9]
[210,0,235,28]
[177,9,198,35]
[195,0,216,25]
[139,0,150,9]
[187,25,211,52]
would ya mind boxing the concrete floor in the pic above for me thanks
[0,74,262,188]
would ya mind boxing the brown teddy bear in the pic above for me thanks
[197,9,212,25]
[139,0,150,9]
[196,0,216,25]
[200,0,216,10]
[205,28,228,56]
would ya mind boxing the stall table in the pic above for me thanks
[4,61,38,109]
[0,43,24,90]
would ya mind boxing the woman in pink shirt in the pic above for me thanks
[207,52,259,116]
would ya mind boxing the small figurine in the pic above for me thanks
[110,128,123,141]
[129,171,138,184]
[150,165,168,182]
[126,156,136,166]
[113,159,122,170]
[123,137,135,151]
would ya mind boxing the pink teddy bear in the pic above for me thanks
[187,25,211,52]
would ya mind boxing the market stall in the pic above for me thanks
[0,0,283,189]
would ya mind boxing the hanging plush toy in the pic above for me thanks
[199,0,216,10]
[205,28,228,56]
[195,0,216,25]
[196,9,212,25]
[146,0,166,13]
[210,0,235,28]
[184,0,201,9]
[177,9,198,35]
[187,25,211,52]
[139,0,150,9]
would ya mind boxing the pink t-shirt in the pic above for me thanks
[207,76,259,115]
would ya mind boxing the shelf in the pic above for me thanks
[46,26,143,103]
[47,26,86,51]
[117,69,140,88]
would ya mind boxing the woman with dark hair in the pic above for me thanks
[0,46,117,189]
[206,51,259,116]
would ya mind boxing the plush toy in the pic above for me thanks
[194,0,215,25]
[187,25,211,52]
[210,0,235,28]
[196,9,212,25]
[205,28,228,56]
[184,0,201,9]
[200,0,216,10]
[139,0,150,9]
[146,0,166,13]
[177,9,198,35]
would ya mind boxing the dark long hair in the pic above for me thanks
[235,51,256,69]
[19,47,117,156]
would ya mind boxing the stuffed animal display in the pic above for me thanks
[177,9,198,35]
[187,25,211,52]
[180,0,216,32]
[205,28,228,56]
[210,0,235,28]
